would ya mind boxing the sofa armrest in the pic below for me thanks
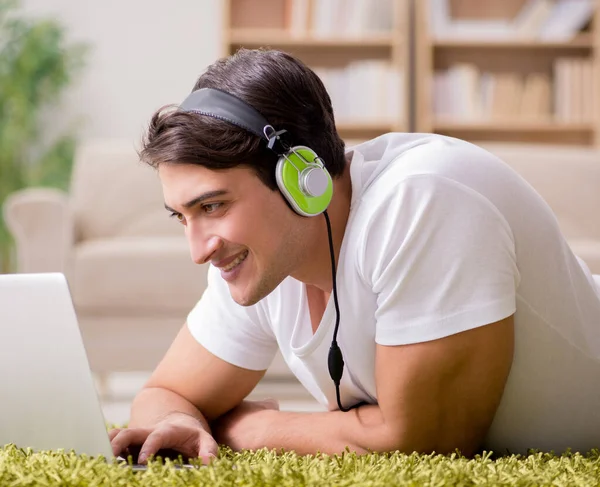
[3,188,74,273]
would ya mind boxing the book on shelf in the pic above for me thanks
[313,61,404,125]
[554,57,596,122]
[429,0,595,42]
[433,58,594,123]
[429,0,515,41]
[286,0,394,38]
[513,0,555,39]
[538,0,596,41]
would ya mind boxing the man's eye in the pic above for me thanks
[202,203,222,214]
[169,212,184,223]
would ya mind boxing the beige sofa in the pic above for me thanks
[479,142,600,274]
[4,138,600,388]
[4,141,208,377]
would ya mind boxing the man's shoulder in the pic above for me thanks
[350,133,485,186]
[349,132,478,161]
[350,132,511,206]
[345,134,513,253]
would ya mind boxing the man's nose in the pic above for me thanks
[187,227,222,265]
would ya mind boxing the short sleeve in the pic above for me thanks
[187,265,278,370]
[361,174,520,346]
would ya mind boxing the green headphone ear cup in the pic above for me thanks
[275,146,333,217]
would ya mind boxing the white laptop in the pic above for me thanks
[0,272,198,469]
[0,272,116,459]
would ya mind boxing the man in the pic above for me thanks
[110,48,600,464]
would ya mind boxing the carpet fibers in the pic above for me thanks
[1,444,600,486]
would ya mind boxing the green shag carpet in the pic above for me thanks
[2,445,600,486]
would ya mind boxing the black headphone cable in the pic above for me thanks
[323,210,352,412]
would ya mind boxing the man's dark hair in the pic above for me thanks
[139,48,346,190]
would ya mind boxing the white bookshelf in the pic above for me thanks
[415,0,600,146]
[223,0,411,144]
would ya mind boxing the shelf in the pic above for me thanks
[414,0,599,146]
[432,33,593,50]
[224,0,411,142]
[433,120,595,132]
[229,29,396,48]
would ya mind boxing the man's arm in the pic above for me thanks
[129,323,266,427]
[111,323,266,461]
[213,315,514,456]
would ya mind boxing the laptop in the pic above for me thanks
[0,272,194,469]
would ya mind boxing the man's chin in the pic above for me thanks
[228,286,260,307]
[228,281,280,307]
[232,295,259,307]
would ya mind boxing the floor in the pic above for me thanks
[98,372,326,426]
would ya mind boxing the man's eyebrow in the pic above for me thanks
[164,190,229,213]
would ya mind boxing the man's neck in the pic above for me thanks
[291,162,352,293]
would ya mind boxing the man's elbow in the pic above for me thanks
[362,423,480,457]
[377,425,436,455]
[347,421,425,455]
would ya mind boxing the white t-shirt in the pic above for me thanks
[188,132,600,454]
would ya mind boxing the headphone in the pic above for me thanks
[179,87,356,412]
[178,87,333,217]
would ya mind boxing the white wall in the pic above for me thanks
[20,0,223,143]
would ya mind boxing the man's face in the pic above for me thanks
[160,163,309,306]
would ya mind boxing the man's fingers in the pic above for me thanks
[198,433,219,464]
[110,428,151,457]
[137,430,167,464]
[112,424,216,465]
[137,427,197,464]
[199,452,218,465]
[108,428,121,441]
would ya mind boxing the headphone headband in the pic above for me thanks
[178,87,289,155]
[177,86,333,218]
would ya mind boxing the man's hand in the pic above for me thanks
[211,398,279,451]
[109,412,218,464]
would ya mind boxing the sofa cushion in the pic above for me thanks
[71,236,208,315]
[480,143,600,243]
[70,140,181,241]
[479,143,600,274]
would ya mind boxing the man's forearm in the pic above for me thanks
[129,386,211,433]
[239,404,401,455]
